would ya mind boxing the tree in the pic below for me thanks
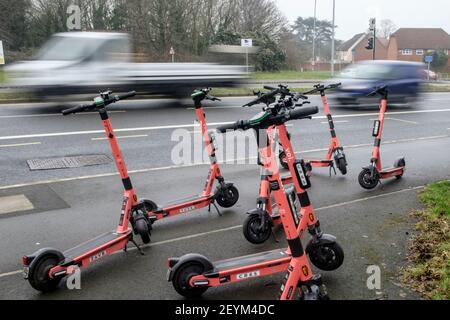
[425,49,449,70]
[379,19,396,39]
[292,16,335,61]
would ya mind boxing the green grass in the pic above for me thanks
[420,181,450,217]
[250,70,331,81]
[402,181,450,300]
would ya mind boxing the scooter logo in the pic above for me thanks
[89,250,106,263]
[309,213,315,222]
[301,265,309,277]
[237,271,260,280]
[179,206,196,214]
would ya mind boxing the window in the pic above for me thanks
[416,49,424,55]
[401,49,413,55]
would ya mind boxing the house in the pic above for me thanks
[337,33,388,63]
[387,28,450,64]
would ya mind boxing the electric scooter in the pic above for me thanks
[167,105,343,300]
[140,88,239,234]
[22,89,239,292]
[279,83,348,176]
[238,86,342,254]
[358,85,406,190]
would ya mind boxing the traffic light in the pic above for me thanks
[366,37,374,50]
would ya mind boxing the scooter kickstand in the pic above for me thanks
[329,163,336,177]
[130,239,145,256]
[210,202,222,216]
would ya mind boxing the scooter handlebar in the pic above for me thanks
[62,91,136,115]
[289,106,319,120]
[62,103,94,116]
[216,120,251,133]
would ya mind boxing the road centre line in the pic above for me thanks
[0,142,41,148]
[0,134,448,192]
[0,108,449,142]
[0,184,428,279]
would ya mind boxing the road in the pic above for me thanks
[0,93,449,300]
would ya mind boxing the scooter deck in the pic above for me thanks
[157,194,212,210]
[214,248,289,271]
[63,231,129,260]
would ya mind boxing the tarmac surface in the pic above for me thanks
[0,93,449,300]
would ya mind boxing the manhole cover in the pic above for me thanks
[27,155,112,170]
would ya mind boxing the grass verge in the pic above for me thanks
[401,181,450,300]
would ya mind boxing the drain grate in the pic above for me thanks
[27,154,112,171]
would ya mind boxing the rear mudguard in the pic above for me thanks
[306,234,337,255]
[24,248,65,278]
[167,253,214,282]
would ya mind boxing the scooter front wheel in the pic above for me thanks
[216,184,239,208]
[308,242,344,271]
[243,213,272,245]
[28,254,63,292]
[135,218,151,244]
[172,262,209,298]
[336,158,347,175]
[358,168,379,190]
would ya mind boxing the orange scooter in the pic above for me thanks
[279,83,347,176]
[167,105,339,300]
[358,85,406,189]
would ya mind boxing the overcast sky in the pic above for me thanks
[275,0,450,41]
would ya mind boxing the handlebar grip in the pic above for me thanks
[216,120,250,133]
[62,104,90,116]
[263,85,277,91]
[117,91,136,101]
[289,106,319,120]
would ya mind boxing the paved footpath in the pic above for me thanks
[1,136,449,299]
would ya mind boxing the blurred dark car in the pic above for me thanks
[332,60,425,106]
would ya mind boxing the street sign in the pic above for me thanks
[425,55,433,63]
[241,39,253,48]
[0,41,5,65]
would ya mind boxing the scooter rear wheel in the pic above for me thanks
[358,168,379,190]
[216,185,239,208]
[172,262,209,298]
[308,242,344,271]
[28,254,63,292]
[243,213,272,245]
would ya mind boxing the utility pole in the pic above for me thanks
[312,0,317,71]
[331,0,336,76]
[373,21,376,60]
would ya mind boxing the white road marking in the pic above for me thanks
[321,120,349,124]
[0,108,449,141]
[0,142,41,148]
[0,134,448,192]
[384,117,418,125]
[91,134,148,141]
[0,111,125,119]
[0,184,431,279]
